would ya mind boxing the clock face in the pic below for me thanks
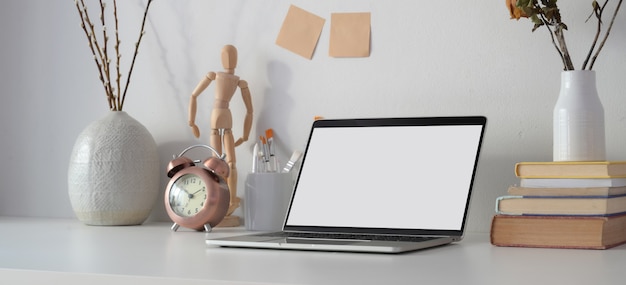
[169,173,208,217]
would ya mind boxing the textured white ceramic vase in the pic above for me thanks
[553,70,606,161]
[68,111,160,225]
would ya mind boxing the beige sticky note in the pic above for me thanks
[329,12,371,57]
[275,5,326,60]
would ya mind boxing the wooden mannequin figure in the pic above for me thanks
[188,45,253,227]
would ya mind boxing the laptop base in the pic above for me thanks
[206,234,456,253]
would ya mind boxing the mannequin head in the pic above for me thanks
[221,45,238,73]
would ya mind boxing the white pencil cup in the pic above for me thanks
[244,172,294,231]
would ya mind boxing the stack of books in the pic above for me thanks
[490,161,626,249]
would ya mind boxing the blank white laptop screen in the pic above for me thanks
[285,124,483,231]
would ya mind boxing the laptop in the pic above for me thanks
[207,116,487,253]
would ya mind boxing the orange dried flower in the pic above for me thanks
[506,0,528,20]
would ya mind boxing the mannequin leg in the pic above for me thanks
[222,129,240,215]
[209,129,222,155]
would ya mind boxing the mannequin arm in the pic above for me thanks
[234,80,253,147]
[188,72,216,138]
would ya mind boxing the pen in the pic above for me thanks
[265,129,278,172]
[260,135,270,172]
[251,142,259,173]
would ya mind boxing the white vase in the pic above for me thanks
[553,70,606,161]
[68,111,160,225]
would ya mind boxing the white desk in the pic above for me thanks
[1,217,625,284]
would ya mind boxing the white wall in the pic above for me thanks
[1,0,625,233]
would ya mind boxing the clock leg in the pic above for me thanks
[203,224,213,233]
[171,223,180,232]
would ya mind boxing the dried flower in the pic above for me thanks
[507,0,528,19]
[75,0,153,111]
[507,0,623,70]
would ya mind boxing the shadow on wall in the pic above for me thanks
[150,60,295,223]
[255,60,294,154]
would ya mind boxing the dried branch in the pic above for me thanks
[75,0,154,111]
[98,0,115,109]
[538,13,573,70]
[119,0,153,110]
[554,25,575,70]
[582,1,609,70]
[75,0,113,109]
[589,0,624,70]
[511,0,622,71]
[113,0,122,110]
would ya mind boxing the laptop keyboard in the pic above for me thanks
[258,232,438,242]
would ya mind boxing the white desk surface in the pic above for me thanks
[1,216,625,285]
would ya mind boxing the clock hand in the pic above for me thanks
[177,187,191,195]
[189,188,205,199]
[176,187,194,199]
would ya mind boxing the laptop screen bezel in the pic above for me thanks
[282,116,487,237]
